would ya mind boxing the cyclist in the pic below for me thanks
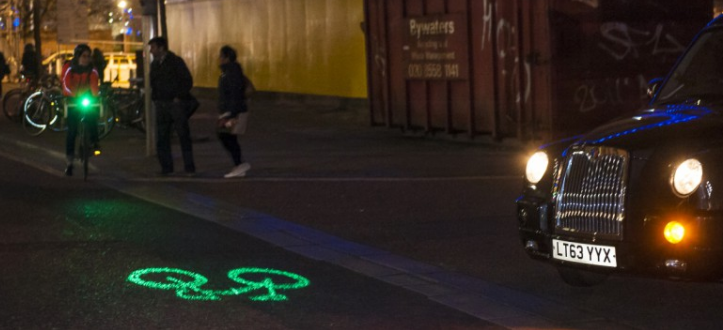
[62,44,101,176]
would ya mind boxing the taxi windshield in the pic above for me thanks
[654,29,723,106]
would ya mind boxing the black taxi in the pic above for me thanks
[517,15,723,286]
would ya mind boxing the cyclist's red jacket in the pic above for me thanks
[62,67,99,97]
[60,61,70,82]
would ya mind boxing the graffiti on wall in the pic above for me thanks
[571,22,686,114]
[574,74,650,113]
[598,22,686,61]
[481,0,532,116]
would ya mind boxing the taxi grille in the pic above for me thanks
[554,147,628,240]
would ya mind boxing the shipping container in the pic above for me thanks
[364,0,713,141]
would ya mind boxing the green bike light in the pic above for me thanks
[77,94,94,111]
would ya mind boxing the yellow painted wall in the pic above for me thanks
[166,0,368,98]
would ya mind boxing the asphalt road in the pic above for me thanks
[0,154,501,329]
[5,89,723,329]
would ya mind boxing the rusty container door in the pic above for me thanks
[478,0,553,140]
[364,0,711,141]
[365,0,551,141]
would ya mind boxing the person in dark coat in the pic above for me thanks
[0,51,9,95]
[217,45,250,178]
[20,43,39,81]
[148,36,196,175]
[92,48,108,83]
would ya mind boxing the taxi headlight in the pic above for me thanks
[525,151,548,184]
[672,159,703,196]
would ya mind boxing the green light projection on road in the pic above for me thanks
[127,267,310,301]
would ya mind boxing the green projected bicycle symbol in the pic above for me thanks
[127,267,310,301]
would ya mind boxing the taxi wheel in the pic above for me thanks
[557,267,609,287]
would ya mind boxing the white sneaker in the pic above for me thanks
[224,162,251,178]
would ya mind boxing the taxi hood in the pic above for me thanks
[570,104,723,150]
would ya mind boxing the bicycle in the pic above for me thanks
[3,74,38,122]
[22,85,114,138]
[66,95,104,181]
[4,74,61,122]
[109,77,145,133]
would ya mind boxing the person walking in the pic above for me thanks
[148,37,196,176]
[62,44,101,176]
[216,45,251,178]
[20,43,39,82]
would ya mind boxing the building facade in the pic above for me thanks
[165,0,368,99]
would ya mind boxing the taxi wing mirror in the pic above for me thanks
[647,77,664,99]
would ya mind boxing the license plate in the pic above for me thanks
[552,239,617,268]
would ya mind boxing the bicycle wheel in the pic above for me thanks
[97,102,115,140]
[3,88,23,122]
[47,94,65,132]
[22,92,51,136]
[24,91,52,124]
[128,100,146,133]
[79,120,90,181]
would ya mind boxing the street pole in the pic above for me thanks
[141,1,157,157]
[158,0,167,37]
[31,0,40,72]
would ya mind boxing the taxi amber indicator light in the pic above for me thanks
[664,221,685,244]
[127,267,310,301]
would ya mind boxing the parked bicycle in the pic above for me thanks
[21,87,57,136]
[4,74,38,122]
[4,74,60,122]
[110,77,145,133]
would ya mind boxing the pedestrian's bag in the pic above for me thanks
[185,96,201,118]
[217,112,248,135]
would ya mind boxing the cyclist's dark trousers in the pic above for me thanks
[66,108,99,160]
[155,101,195,173]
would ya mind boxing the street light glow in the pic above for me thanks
[118,1,128,9]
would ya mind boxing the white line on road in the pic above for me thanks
[122,175,521,183]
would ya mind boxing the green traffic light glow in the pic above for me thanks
[81,97,91,107]
[127,267,310,301]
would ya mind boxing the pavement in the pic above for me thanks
[0,88,637,330]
